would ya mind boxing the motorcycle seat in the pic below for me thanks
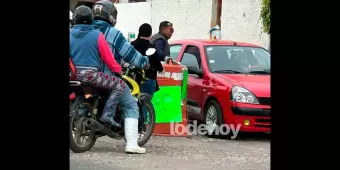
[69,81,109,97]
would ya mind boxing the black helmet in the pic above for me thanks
[92,0,118,27]
[72,5,94,25]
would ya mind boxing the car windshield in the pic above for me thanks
[204,45,271,74]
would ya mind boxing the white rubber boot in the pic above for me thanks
[124,118,146,154]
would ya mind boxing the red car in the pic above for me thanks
[169,39,270,134]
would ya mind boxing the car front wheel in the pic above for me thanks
[204,100,226,138]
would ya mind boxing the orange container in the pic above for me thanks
[152,61,190,137]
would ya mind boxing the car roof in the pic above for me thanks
[169,39,262,48]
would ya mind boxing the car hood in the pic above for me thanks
[215,74,270,97]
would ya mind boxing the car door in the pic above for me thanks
[179,45,205,122]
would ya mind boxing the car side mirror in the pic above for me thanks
[187,66,203,77]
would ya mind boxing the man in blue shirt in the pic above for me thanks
[92,0,149,154]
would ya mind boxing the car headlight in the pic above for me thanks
[231,86,259,104]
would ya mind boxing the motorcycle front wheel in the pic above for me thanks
[137,97,156,146]
[124,95,156,146]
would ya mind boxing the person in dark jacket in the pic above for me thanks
[131,23,164,125]
[131,23,164,96]
[150,21,174,61]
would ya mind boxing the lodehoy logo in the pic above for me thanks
[170,120,241,139]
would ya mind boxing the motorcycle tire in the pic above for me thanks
[70,100,97,153]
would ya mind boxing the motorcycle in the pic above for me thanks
[69,48,156,153]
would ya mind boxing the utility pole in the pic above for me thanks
[211,0,222,28]
[210,0,222,39]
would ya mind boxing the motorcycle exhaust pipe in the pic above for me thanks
[84,118,120,138]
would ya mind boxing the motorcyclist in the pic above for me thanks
[70,6,125,97]
[92,0,149,154]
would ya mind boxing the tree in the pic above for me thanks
[260,0,271,34]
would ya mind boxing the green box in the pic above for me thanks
[152,86,182,123]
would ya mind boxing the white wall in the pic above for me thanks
[114,0,269,49]
[220,0,270,49]
[150,0,212,41]
[115,0,212,42]
[115,2,152,39]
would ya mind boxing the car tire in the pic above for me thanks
[204,100,229,139]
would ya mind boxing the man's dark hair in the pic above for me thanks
[159,21,173,31]
[138,23,152,38]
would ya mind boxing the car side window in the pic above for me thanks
[180,45,201,70]
[169,45,183,60]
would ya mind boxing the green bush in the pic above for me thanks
[260,0,271,34]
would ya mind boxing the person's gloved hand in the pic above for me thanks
[114,71,123,78]
[164,56,173,64]
[144,61,150,70]
[158,69,165,74]
[118,70,123,76]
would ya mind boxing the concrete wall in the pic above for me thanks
[120,0,152,2]
[220,0,270,49]
[115,2,152,39]
[73,0,269,49]
[115,0,212,41]
[70,0,78,10]
[149,0,212,40]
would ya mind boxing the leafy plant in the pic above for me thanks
[260,0,271,34]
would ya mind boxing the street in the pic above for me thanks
[70,133,270,170]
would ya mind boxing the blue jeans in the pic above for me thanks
[75,70,135,127]
[140,79,156,121]
[140,80,157,97]
[117,86,140,119]
[100,83,140,127]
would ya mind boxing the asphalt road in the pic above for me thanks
[70,133,270,170]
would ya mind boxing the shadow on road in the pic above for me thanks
[235,132,270,142]
[198,133,270,142]
[188,125,270,142]
[88,143,126,153]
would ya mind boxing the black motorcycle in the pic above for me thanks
[69,49,156,153]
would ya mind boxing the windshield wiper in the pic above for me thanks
[248,70,270,74]
[214,70,242,74]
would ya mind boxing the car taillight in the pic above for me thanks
[69,93,76,100]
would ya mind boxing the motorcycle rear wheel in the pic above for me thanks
[70,100,97,153]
